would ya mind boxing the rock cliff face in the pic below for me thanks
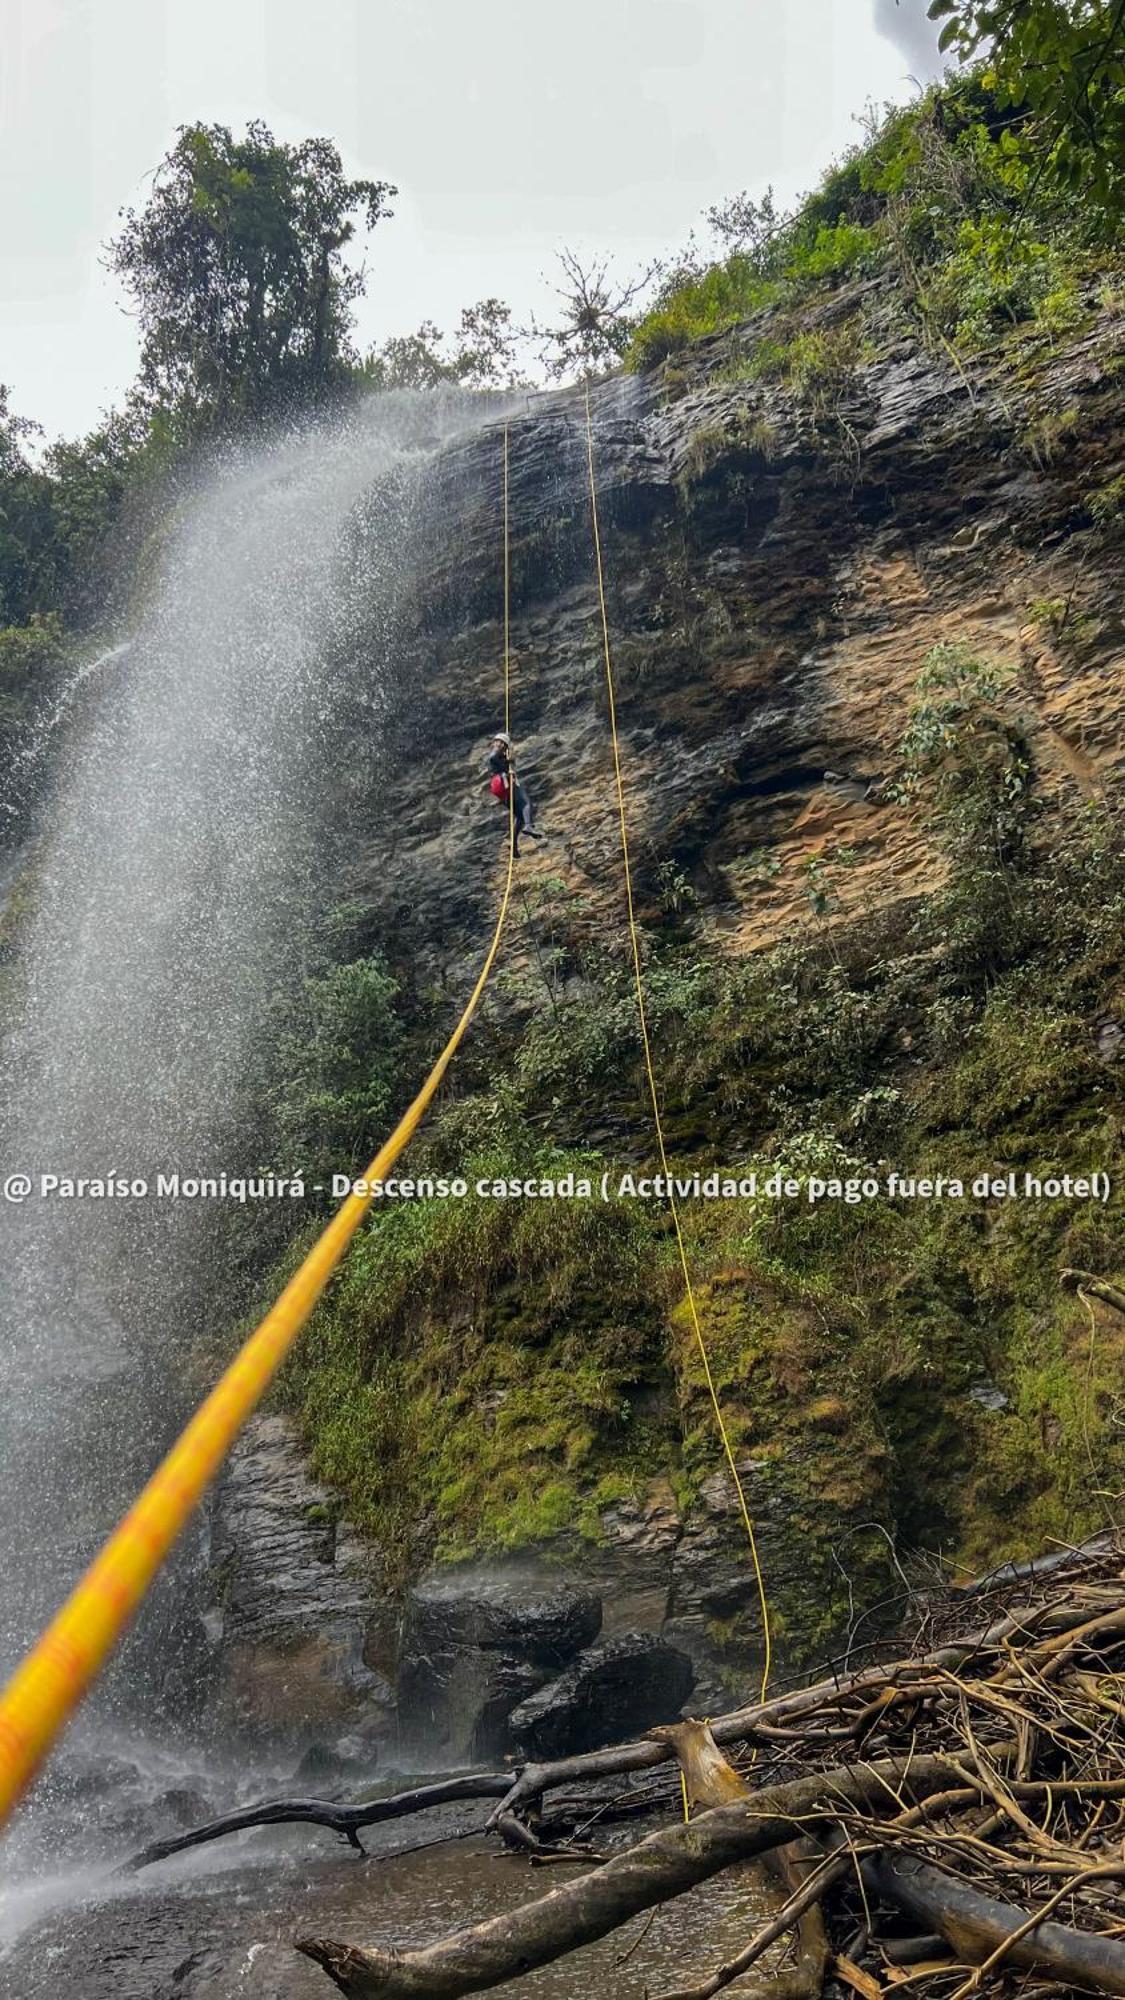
[209,1415,394,1751]
[215,274,1125,1751]
[353,280,1123,982]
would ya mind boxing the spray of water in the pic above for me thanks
[0,390,498,1835]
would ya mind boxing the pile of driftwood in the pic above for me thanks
[133,1537,1125,1999]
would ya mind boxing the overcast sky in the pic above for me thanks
[2,0,944,442]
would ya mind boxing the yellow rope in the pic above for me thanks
[582,382,773,1704]
[503,419,511,737]
[0,425,518,1828]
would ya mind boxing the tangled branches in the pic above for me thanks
[297,1540,1125,1999]
[132,1537,1125,2000]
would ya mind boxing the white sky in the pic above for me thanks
[2,0,944,442]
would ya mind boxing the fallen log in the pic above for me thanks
[125,1772,512,1872]
[296,1752,958,1999]
[484,1594,1067,1826]
[130,1574,1116,1876]
[649,1719,829,2000]
[865,1848,1125,1995]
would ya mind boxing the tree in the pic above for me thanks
[449,298,525,387]
[532,248,659,379]
[705,185,784,259]
[926,0,1125,225]
[42,394,180,624]
[0,386,61,625]
[362,321,455,391]
[363,299,526,392]
[110,121,396,429]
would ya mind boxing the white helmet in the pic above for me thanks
[492,730,512,746]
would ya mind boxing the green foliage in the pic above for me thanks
[928,0,1125,227]
[628,223,875,371]
[632,43,1122,380]
[1021,402,1081,466]
[895,641,1010,778]
[361,299,525,391]
[895,643,1039,979]
[941,983,1101,1139]
[628,256,782,370]
[676,409,783,484]
[0,387,62,626]
[1086,471,1125,524]
[111,121,396,430]
[762,324,871,414]
[0,612,66,764]
[788,220,879,282]
[267,955,403,1183]
[40,399,180,623]
[0,382,188,633]
[918,217,1080,346]
[282,1139,674,1580]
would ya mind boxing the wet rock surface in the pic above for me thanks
[210,1415,395,1750]
[317,288,1125,1702]
[397,1572,601,1759]
[509,1632,695,1758]
[0,1815,774,2000]
[186,287,1125,1794]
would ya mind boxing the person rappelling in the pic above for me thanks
[488,730,543,856]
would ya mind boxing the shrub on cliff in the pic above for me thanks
[629,57,1122,372]
[267,955,403,1186]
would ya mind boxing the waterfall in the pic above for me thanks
[0,390,495,1790]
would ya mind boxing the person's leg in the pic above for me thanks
[516,783,542,838]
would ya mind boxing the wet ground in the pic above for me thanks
[0,1794,774,1999]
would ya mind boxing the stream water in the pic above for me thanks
[0,1803,775,1999]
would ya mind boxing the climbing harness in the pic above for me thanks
[582,382,773,1705]
[0,428,519,1828]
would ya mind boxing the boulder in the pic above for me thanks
[508,1632,695,1758]
[398,1571,602,1759]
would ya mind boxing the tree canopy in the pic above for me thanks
[111,121,396,429]
[0,387,59,627]
[926,0,1125,223]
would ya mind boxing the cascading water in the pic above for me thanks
[0,391,498,1885]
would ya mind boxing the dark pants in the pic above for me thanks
[507,781,538,852]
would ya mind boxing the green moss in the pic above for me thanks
[280,1138,678,1586]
